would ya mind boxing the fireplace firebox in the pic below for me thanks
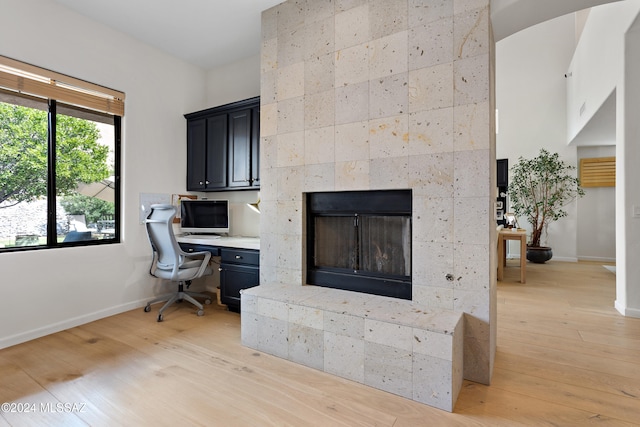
[306,190,412,300]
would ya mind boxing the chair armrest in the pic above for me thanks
[183,250,212,279]
[183,250,211,259]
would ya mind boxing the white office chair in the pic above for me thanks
[144,204,212,322]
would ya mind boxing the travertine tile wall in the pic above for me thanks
[258,0,496,384]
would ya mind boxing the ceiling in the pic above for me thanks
[52,0,284,70]
[490,0,621,41]
[52,0,621,71]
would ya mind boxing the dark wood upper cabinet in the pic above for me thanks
[185,97,259,192]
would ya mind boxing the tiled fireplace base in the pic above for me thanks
[241,285,464,412]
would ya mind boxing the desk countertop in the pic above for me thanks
[176,235,260,250]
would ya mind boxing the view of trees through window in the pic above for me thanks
[0,98,119,249]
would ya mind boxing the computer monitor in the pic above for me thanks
[180,199,229,235]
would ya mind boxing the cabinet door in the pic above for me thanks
[220,263,259,311]
[251,106,260,188]
[205,114,228,189]
[186,119,207,191]
[227,109,252,188]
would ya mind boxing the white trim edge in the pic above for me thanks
[615,300,640,318]
[0,299,149,350]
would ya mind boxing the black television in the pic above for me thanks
[180,199,229,235]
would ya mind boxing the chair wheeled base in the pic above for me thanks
[144,281,212,322]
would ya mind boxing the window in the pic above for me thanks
[0,56,123,251]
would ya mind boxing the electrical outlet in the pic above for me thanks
[633,205,640,218]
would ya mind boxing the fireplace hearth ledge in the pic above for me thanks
[240,284,464,412]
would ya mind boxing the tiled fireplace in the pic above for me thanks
[242,0,496,411]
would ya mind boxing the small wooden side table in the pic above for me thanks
[497,229,527,283]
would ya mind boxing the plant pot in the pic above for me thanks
[526,246,553,263]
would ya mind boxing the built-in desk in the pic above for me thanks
[176,235,260,312]
[176,235,260,250]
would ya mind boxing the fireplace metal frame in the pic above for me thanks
[306,190,412,300]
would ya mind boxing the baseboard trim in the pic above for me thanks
[549,256,578,262]
[615,301,640,318]
[506,256,578,262]
[0,299,149,350]
[578,256,616,263]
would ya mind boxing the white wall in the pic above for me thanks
[577,145,616,261]
[206,55,261,108]
[563,0,640,316]
[619,13,640,317]
[496,13,581,260]
[0,0,255,348]
[567,1,640,142]
[566,0,640,290]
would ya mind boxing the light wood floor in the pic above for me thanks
[1,261,638,426]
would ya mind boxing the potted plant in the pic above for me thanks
[508,149,585,263]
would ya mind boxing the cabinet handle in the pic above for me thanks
[218,267,223,272]
[199,181,204,185]
[235,255,242,259]
[205,180,210,184]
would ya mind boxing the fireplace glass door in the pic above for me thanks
[314,215,410,277]
[307,190,412,300]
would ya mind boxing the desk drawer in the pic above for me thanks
[221,248,259,265]
[180,243,220,256]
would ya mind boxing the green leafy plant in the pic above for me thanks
[0,102,110,207]
[508,149,585,247]
[60,194,114,224]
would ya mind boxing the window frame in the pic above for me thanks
[0,56,123,252]
[0,84,122,252]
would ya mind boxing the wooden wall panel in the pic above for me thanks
[580,157,615,187]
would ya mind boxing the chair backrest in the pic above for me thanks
[144,204,183,272]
